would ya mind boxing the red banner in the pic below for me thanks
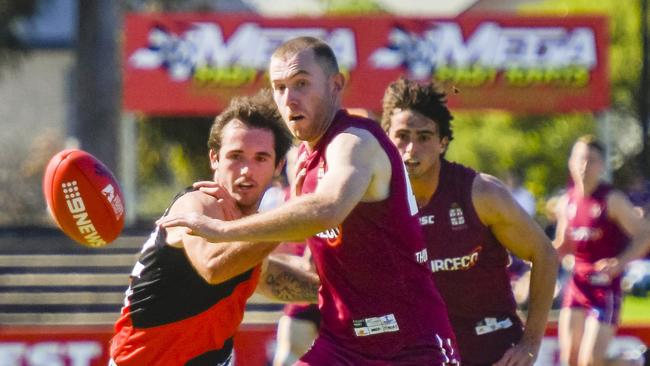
[123,13,609,115]
[1,324,647,366]
[0,325,274,366]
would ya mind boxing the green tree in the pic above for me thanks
[442,0,647,217]
[518,0,647,185]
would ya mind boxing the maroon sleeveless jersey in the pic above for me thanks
[419,160,522,364]
[564,184,629,296]
[296,110,456,360]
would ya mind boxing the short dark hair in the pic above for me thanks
[271,36,339,76]
[208,89,293,166]
[577,134,605,157]
[381,77,454,143]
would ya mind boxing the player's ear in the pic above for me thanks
[332,72,345,94]
[209,148,219,170]
[440,136,450,154]
[274,157,286,178]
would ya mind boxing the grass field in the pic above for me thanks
[621,295,650,324]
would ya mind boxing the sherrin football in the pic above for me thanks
[43,149,125,247]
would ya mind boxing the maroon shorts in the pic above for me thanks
[562,275,622,325]
[294,332,460,366]
[448,313,523,366]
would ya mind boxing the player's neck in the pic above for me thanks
[412,161,442,208]
[305,106,341,151]
[574,179,599,197]
[239,202,260,216]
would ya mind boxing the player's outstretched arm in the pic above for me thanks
[166,191,280,285]
[551,194,571,257]
[596,191,650,278]
[157,128,384,244]
[472,174,558,366]
[256,255,320,303]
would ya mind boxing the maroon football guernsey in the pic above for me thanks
[562,184,629,324]
[419,159,523,364]
[295,110,457,363]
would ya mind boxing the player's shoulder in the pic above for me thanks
[472,173,510,200]
[168,190,222,217]
[329,126,380,153]
[472,173,520,215]
[605,188,634,214]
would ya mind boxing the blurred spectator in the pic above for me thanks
[625,171,650,218]
[505,169,536,217]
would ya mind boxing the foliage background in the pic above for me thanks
[135,0,646,222]
[0,0,646,225]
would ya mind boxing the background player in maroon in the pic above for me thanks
[158,37,459,365]
[381,78,558,365]
[554,135,650,366]
[110,92,318,366]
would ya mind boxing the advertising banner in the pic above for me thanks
[123,13,609,115]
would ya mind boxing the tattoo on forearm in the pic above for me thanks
[264,271,319,302]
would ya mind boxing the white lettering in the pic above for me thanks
[570,227,603,241]
[0,343,25,366]
[0,341,102,366]
[415,249,428,263]
[316,227,340,240]
[371,22,598,79]
[63,182,106,246]
[419,215,435,226]
[130,23,357,81]
[74,212,91,227]
[66,197,85,214]
[25,342,64,366]
[65,342,102,366]
[430,248,481,272]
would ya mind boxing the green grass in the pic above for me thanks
[621,296,650,324]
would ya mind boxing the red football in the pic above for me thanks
[43,149,125,247]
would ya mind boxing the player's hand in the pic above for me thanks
[193,181,231,201]
[291,168,307,197]
[193,181,242,221]
[594,257,622,278]
[156,213,225,241]
[492,341,538,366]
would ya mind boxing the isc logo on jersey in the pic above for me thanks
[62,180,107,247]
[419,215,435,226]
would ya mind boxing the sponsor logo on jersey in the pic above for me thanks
[569,226,603,241]
[449,203,466,229]
[590,203,602,218]
[62,181,106,247]
[474,316,513,335]
[415,248,428,264]
[353,313,399,336]
[567,203,577,219]
[419,214,435,226]
[316,225,342,247]
[430,246,482,273]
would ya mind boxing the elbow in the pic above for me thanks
[199,259,229,285]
